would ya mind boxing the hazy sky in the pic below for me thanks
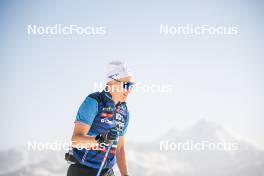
[0,0,263,150]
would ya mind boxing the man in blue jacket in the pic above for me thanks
[67,61,134,176]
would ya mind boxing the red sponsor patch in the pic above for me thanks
[101,112,113,118]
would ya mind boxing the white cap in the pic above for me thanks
[106,60,133,82]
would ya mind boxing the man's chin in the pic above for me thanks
[121,96,127,102]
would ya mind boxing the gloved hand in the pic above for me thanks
[96,127,119,144]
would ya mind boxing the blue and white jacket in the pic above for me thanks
[72,90,129,169]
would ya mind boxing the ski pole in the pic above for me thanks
[96,142,113,176]
[97,104,119,176]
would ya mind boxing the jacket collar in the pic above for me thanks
[101,89,127,106]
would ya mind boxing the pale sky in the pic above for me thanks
[0,0,264,149]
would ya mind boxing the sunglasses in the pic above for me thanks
[109,77,135,90]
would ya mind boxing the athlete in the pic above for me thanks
[66,61,134,176]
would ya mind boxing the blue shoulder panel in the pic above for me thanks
[75,97,98,126]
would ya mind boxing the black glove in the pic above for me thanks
[96,127,119,143]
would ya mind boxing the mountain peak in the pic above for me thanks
[159,118,237,144]
[191,118,223,132]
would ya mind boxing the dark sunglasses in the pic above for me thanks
[109,77,135,90]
